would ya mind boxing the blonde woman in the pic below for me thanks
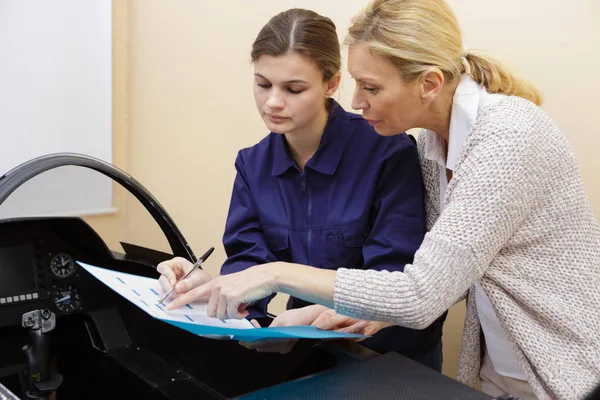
[168,1,600,398]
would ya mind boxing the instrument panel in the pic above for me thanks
[0,246,82,315]
[0,217,374,400]
[0,217,160,328]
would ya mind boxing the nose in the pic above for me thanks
[351,86,368,111]
[266,88,285,110]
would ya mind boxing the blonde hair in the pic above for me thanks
[346,0,543,106]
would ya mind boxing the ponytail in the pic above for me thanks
[466,50,543,106]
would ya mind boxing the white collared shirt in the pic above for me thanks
[423,76,527,380]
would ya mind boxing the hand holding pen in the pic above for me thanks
[156,247,215,304]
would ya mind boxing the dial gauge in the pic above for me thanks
[50,253,76,278]
[52,284,82,314]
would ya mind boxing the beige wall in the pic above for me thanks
[86,0,600,379]
[82,1,129,251]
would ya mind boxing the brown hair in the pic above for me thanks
[346,0,543,105]
[251,9,341,82]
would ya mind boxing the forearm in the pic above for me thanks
[334,233,482,329]
[270,262,336,309]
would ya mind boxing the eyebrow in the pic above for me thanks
[254,73,309,85]
[349,73,381,85]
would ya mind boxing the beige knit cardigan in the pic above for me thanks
[334,97,600,399]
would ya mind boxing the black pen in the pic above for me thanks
[157,247,215,305]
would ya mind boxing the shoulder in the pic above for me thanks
[474,97,562,146]
[234,132,277,172]
[236,131,277,160]
[459,96,571,174]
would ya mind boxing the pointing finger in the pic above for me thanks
[166,281,213,310]
[176,269,211,293]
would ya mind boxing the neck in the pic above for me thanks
[285,105,329,171]
[421,80,460,144]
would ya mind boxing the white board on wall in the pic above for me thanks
[0,0,113,218]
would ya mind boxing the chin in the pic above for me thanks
[373,125,399,137]
[264,120,291,135]
[374,121,409,136]
[267,128,287,135]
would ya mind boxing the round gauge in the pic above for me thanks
[52,284,82,314]
[50,253,76,278]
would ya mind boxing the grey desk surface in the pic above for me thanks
[239,351,494,400]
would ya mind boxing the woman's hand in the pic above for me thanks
[157,257,212,293]
[240,305,329,354]
[165,263,278,318]
[311,309,393,338]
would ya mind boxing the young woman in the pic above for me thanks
[159,8,445,370]
[169,1,600,399]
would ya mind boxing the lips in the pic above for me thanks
[365,119,380,127]
[267,114,288,123]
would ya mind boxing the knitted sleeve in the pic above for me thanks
[334,105,552,328]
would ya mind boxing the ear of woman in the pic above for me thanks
[419,67,445,104]
[325,72,342,98]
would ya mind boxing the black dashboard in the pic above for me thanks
[0,155,371,400]
[0,217,363,400]
[0,217,160,330]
